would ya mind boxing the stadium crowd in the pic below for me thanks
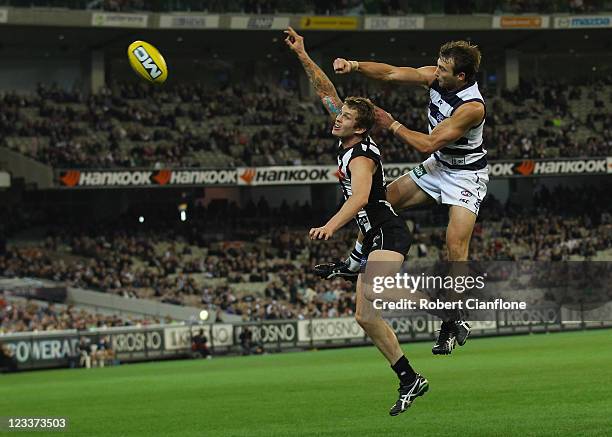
[6,0,607,14]
[0,297,159,334]
[1,185,610,330]
[2,76,611,169]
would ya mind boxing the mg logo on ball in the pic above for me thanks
[133,46,162,79]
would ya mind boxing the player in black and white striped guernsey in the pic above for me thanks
[333,41,487,355]
[336,136,398,238]
[286,27,429,417]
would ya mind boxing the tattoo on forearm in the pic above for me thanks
[323,96,341,114]
[300,55,341,111]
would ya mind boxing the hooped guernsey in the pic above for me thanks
[428,79,487,170]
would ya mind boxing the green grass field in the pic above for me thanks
[2,329,611,437]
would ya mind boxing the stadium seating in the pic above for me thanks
[2,79,611,169]
[0,297,157,334]
[4,0,608,14]
[1,185,610,331]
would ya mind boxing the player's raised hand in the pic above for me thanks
[334,58,360,74]
[284,27,305,55]
[374,106,395,130]
[309,225,334,241]
[333,58,352,74]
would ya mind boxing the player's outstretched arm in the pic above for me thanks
[310,157,374,241]
[375,103,484,154]
[285,27,343,117]
[333,58,436,88]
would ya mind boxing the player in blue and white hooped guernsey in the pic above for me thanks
[286,27,429,417]
[333,41,484,355]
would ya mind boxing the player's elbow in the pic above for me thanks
[385,69,401,82]
[424,138,446,154]
[419,142,436,155]
[351,194,369,209]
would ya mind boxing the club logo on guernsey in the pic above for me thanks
[132,46,163,79]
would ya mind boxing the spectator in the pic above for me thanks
[191,329,211,359]
[78,336,92,369]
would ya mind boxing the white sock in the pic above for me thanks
[346,241,363,272]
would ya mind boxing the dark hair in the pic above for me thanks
[439,40,481,82]
[343,96,376,136]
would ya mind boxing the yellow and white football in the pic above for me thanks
[127,41,168,84]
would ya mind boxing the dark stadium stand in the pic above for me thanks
[0,298,158,334]
[2,78,610,169]
[0,4,610,437]
[1,0,609,14]
[1,185,610,331]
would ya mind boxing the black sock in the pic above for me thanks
[391,355,417,385]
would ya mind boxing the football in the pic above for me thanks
[127,40,168,84]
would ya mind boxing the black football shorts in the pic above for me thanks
[361,217,413,263]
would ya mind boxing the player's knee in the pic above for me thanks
[362,288,378,302]
[355,312,375,330]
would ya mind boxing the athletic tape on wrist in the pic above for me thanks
[390,120,403,134]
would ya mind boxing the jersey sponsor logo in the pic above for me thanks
[412,164,427,179]
[448,156,466,166]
